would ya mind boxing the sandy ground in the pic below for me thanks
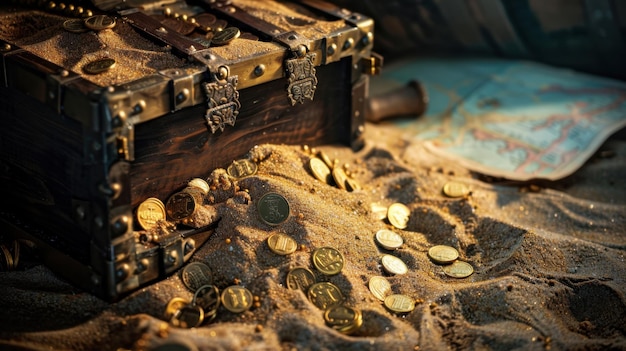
[0,122,625,351]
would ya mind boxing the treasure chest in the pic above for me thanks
[0,0,380,300]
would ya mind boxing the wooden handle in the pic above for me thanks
[366,80,428,123]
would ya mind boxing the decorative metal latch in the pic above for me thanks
[285,45,317,106]
[203,67,240,133]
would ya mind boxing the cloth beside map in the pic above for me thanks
[373,56,626,181]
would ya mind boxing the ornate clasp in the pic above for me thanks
[285,46,317,106]
[203,67,240,133]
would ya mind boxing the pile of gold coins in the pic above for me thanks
[428,245,474,278]
[304,146,361,192]
[163,261,255,328]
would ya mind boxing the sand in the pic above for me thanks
[0,122,624,351]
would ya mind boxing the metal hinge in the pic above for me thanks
[202,66,240,134]
[285,45,318,106]
[361,52,383,76]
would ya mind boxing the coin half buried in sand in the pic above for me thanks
[384,294,415,313]
[257,192,290,225]
[368,276,391,301]
[324,305,363,335]
[375,229,403,250]
[427,245,459,264]
[442,181,470,198]
[267,232,297,255]
[136,197,166,230]
[387,203,410,229]
[63,18,89,33]
[286,266,317,292]
[442,260,474,278]
[381,254,408,275]
[332,167,349,190]
[309,157,332,184]
[83,58,116,75]
[181,262,213,292]
[312,247,344,275]
[227,159,257,179]
[84,15,116,31]
[307,282,344,310]
[221,285,253,313]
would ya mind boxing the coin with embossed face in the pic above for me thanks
[324,305,363,334]
[84,15,116,30]
[83,58,116,75]
[442,260,474,278]
[221,285,253,313]
[443,181,470,198]
[375,229,403,250]
[286,266,316,292]
[181,262,213,292]
[384,294,415,313]
[257,192,290,225]
[63,18,89,33]
[309,157,332,184]
[227,159,257,179]
[387,203,410,229]
[211,27,240,45]
[307,282,344,310]
[267,232,297,255]
[312,247,344,275]
[136,197,166,230]
[381,254,408,275]
[368,276,391,301]
[427,245,459,264]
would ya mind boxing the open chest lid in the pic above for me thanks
[1,0,379,136]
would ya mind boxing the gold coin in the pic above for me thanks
[286,266,317,292]
[332,167,348,190]
[257,192,290,225]
[384,294,415,313]
[387,203,410,229]
[63,18,88,33]
[170,304,204,328]
[136,197,166,230]
[442,181,470,198]
[309,157,332,184]
[370,203,388,220]
[164,297,191,321]
[375,229,403,250]
[211,26,240,45]
[187,178,209,194]
[442,260,474,278]
[381,254,408,275]
[307,282,344,310]
[221,285,253,313]
[192,284,220,319]
[368,276,391,301]
[227,159,257,178]
[345,177,361,192]
[267,232,298,255]
[324,305,363,335]
[181,262,213,292]
[84,15,116,30]
[83,58,116,75]
[166,191,198,221]
[312,247,344,275]
[427,245,459,264]
[318,151,334,169]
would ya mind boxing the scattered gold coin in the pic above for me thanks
[257,192,290,225]
[345,177,361,192]
[267,232,298,255]
[192,284,220,320]
[170,304,204,328]
[164,297,191,321]
[180,262,213,292]
[331,167,348,190]
[312,247,344,275]
[375,229,403,250]
[307,282,344,310]
[221,285,253,313]
[442,260,474,278]
[227,159,257,178]
[381,254,408,275]
[387,203,410,229]
[324,305,363,335]
[442,181,470,198]
[286,266,317,292]
[136,197,166,230]
[370,203,388,220]
[84,15,116,30]
[309,157,332,184]
[83,57,116,75]
[427,245,459,264]
[187,178,210,194]
[368,276,391,301]
[384,294,415,313]
[211,26,241,45]
[318,151,334,169]
[63,18,88,33]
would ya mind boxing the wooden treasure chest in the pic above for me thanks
[0,0,381,300]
